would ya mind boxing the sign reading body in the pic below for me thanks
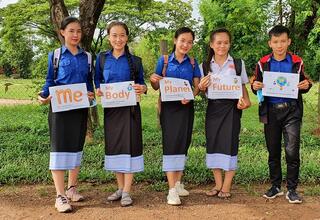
[207,74,242,99]
[100,81,137,108]
[49,83,90,113]
[159,77,194,102]
[262,71,299,99]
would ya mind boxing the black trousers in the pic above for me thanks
[264,101,302,190]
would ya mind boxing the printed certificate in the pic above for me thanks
[159,77,194,102]
[49,83,89,113]
[207,74,242,99]
[100,81,137,108]
[262,71,299,99]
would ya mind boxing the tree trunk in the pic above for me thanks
[48,0,69,43]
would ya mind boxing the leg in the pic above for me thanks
[67,166,80,188]
[206,169,223,196]
[115,172,125,190]
[283,119,301,191]
[218,170,235,198]
[176,171,183,183]
[123,173,134,193]
[264,119,283,188]
[166,171,177,189]
[52,170,65,196]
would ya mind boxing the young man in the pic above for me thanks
[251,25,312,204]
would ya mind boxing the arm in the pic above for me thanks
[94,53,103,97]
[237,84,251,110]
[38,52,55,104]
[251,62,264,95]
[150,56,164,90]
[133,59,147,95]
[297,62,312,93]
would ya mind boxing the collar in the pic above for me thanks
[271,53,291,62]
[211,54,233,63]
[169,52,190,62]
[62,45,84,55]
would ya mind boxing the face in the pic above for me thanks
[268,33,291,58]
[174,32,194,55]
[108,25,128,51]
[210,32,230,57]
[60,22,82,47]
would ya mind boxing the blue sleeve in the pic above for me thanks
[193,59,201,78]
[86,53,94,92]
[155,56,164,76]
[41,52,55,98]
[94,53,102,89]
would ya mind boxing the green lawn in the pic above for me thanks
[0,83,319,185]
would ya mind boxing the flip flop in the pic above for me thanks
[206,188,220,197]
[218,191,232,199]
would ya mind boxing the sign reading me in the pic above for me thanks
[100,81,137,108]
[159,77,194,102]
[49,83,90,113]
[207,74,242,99]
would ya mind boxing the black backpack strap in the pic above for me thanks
[202,62,210,76]
[233,58,242,76]
[132,55,142,83]
[99,51,107,76]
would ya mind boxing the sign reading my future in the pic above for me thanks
[262,71,299,99]
[159,77,194,102]
[207,74,242,99]
[100,81,137,108]
[49,83,90,113]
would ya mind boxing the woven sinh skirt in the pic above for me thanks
[48,107,88,170]
[205,99,242,171]
[104,104,143,173]
[160,101,194,172]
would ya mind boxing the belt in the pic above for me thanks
[269,101,297,109]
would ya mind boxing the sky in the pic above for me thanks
[0,0,201,19]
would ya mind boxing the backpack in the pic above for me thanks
[202,58,242,76]
[98,51,142,83]
[52,47,93,80]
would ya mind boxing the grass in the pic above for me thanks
[0,83,319,185]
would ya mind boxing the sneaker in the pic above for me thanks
[107,189,123,201]
[121,192,133,207]
[175,181,189,197]
[286,190,302,204]
[167,188,181,205]
[263,186,284,199]
[55,195,72,213]
[66,186,84,202]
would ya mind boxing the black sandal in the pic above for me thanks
[206,188,220,197]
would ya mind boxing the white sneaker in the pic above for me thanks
[167,188,181,205]
[175,181,189,197]
[55,195,72,213]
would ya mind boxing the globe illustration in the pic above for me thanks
[276,76,287,87]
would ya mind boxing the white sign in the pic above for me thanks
[262,71,299,99]
[159,77,194,102]
[207,74,242,99]
[49,83,90,113]
[100,81,137,108]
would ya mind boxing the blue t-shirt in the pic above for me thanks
[155,53,201,86]
[94,50,145,89]
[41,46,93,98]
[267,54,294,104]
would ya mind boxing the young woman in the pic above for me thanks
[150,27,201,205]
[94,21,147,207]
[38,16,94,213]
[198,28,251,199]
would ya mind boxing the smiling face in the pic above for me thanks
[174,32,194,56]
[107,25,128,52]
[268,33,291,60]
[210,32,231,58]
[60,22,82,47]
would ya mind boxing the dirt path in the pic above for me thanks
[0,183,319,220]
[0,98,34,105]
